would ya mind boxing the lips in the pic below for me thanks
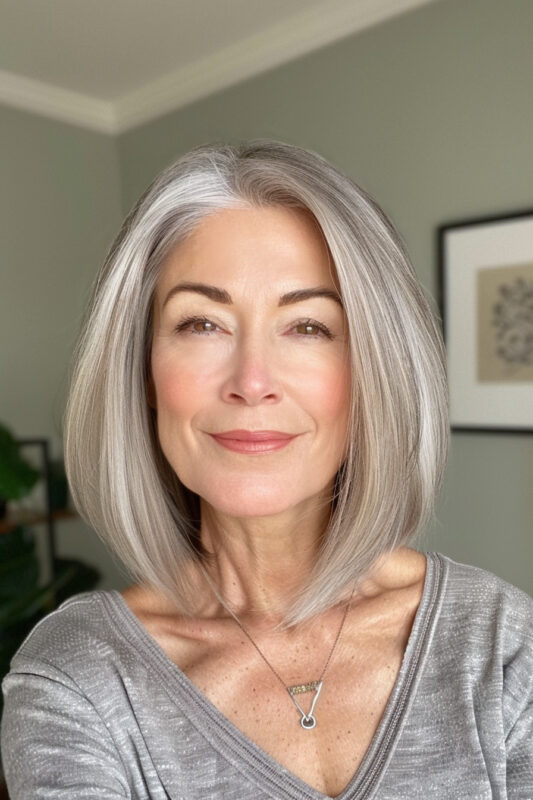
[208,430,298,453]
[213,430,295,441]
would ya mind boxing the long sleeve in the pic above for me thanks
[1,660,130,799]
[503,636,533,798]
[505,700,533,797]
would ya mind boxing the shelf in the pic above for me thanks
[0,509,77,535]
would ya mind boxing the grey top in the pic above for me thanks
[1,552,533,799]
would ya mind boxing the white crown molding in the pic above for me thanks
[0,70,117,133]
[114,0,436,133]
[0,0,436,135]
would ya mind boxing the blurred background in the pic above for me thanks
[1,0,532,605]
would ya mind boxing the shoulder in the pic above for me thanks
[1,591,134,798]
[5,590,127,686]
[433,553,533,740]
[436,552,533,631]
[434,552,533,686]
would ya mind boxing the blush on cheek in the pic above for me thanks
[326,373,351,415]
[160,375,192,409]
[303,368,350,418]
[152,362,207,413]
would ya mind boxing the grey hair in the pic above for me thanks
[64,138,449,626]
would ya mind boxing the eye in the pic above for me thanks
[292,319,334,339]
[174,316,220,335]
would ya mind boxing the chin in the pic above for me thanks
[204,488,299,519]
[195,473,333,521]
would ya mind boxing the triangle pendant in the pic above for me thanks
[287,680,323,729]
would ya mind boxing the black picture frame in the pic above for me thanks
[438,208,533,434]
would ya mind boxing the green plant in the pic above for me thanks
[0,422,40,505]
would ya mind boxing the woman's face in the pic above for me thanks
[151,205,350,519]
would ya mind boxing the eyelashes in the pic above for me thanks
[173,315,334,340]
[174,316,218,335]
[292,319,334,339]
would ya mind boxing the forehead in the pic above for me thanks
[156,205,338,295]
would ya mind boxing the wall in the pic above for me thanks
[1,106,121,444]
[0,106,127,589]
[1,0,531,596]
[118,0,533,593]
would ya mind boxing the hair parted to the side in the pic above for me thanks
[64,138,449,626]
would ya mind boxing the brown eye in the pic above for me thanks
[192,319,216,333]
[292,319,333,339]
[296,322,321,336]
[174,316,220,335]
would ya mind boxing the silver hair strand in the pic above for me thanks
[64,139,449,627]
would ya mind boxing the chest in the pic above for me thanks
[151,622,408,797]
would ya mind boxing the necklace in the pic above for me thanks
[218,585,356,730]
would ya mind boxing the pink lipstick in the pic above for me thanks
[209,430,298,454]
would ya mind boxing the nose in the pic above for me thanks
[220,339,282,406]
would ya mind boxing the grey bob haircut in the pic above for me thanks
[64,139,449,626]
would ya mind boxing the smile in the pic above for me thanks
[208,430,298,454]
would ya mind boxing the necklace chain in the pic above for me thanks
[226,589,355,692]
[203,567,356,729]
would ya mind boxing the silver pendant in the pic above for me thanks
[287,680,323,729]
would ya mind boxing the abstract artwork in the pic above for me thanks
[438,210,533,433]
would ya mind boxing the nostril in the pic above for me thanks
[221,370,283,405]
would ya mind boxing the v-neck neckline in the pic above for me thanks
[101,551,446,800]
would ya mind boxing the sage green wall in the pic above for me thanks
[2,0,531,597]
[118,0,533,593]
[0,106,127,589]
[1,106,121,443]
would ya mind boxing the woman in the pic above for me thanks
[2,139,532,799]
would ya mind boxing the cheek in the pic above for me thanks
[299,357,351,466]
[325,366,351,416]
[151,350,215,418]
[325,374,351,456]
[293,353,351,420]
[150,352,213,482]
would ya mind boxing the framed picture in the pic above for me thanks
[438,208,533,433]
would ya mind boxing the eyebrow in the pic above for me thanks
[162,282,343,308]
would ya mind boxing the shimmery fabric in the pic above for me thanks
[1,552,532,799]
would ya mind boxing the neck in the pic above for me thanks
[197,497,333,623]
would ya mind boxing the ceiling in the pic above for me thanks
[0,0,436,134]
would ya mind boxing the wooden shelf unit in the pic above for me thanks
[0,508,76,536]
[0,438,68,584]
